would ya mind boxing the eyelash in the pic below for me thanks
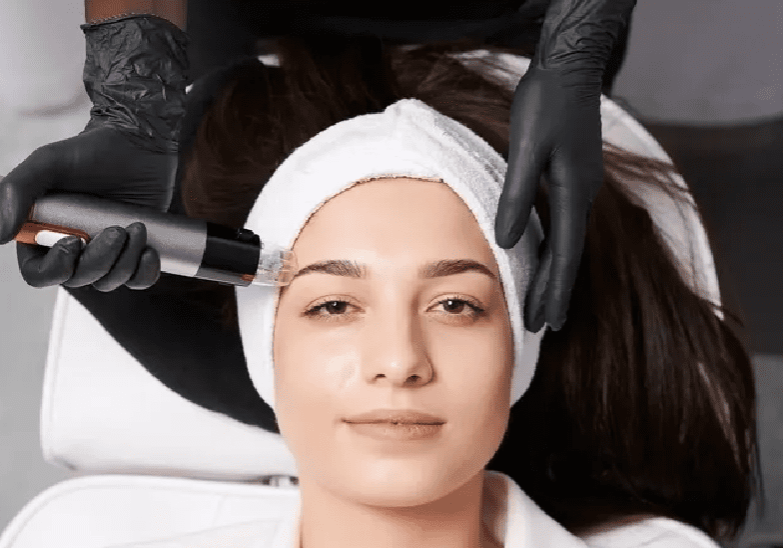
[303,296,486,323]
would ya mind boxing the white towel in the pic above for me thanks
[236,98,546,414]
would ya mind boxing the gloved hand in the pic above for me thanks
[0,15,190,292]
[0,127,176,290]
[496,65,603,334]
[494,0,637,333]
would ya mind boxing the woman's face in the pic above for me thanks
[273,177,514,507]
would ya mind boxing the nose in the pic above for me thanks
[362,303,433,388]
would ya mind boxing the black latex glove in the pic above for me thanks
[0,15,190,291]
[495,0,637,333]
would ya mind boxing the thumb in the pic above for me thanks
[0,147,59,245]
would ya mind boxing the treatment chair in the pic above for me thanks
[0,51,745,548]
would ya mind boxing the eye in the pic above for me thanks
[431,296,486,321]
[302,296,486,323]
[303,298,358,323]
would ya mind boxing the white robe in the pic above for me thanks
[105,470,720,548]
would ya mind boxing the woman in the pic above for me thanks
[112,34,758,547]
[242,165,561,547]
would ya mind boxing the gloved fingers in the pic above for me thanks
[495,129,548,250]
[540,158,593,332]
[16,223,162,291]
[55,226,128,290]
[124,246,161,290]
[16,227,125,288]
[524,238,552,333]
[16,238,82,288]
[89,222,159,292]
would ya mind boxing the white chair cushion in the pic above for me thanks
[40,287,298,481]
[0,475,297,548]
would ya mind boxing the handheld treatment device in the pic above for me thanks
[12,192,297,287]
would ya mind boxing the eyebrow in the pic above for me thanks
[289,259,498,283]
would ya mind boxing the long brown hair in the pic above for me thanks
[178,34,762,542]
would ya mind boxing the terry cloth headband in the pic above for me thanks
[236,98,546,414]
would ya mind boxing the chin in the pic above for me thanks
[342,459,480,508]
[349,481,451,509]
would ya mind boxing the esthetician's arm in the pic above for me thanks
[497,0,637,332]
[85,0,187,31]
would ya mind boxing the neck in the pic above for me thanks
[297,469,502,548]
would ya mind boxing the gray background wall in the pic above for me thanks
[0,0,781,545]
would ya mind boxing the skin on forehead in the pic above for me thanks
[288,176,501,280]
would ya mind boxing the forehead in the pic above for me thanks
[293,177,496,266]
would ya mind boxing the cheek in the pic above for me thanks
[273,308,357,423]
[445,304,514,425]
[453,330,514,449]
[426,319,513,431]
[428,312,514,390]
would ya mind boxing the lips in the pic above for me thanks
[343,409,446,425]
[347,422,444,442]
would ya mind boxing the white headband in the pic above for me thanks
[236,98,546,414]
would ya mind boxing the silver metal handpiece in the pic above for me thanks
[13,192,297,287]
